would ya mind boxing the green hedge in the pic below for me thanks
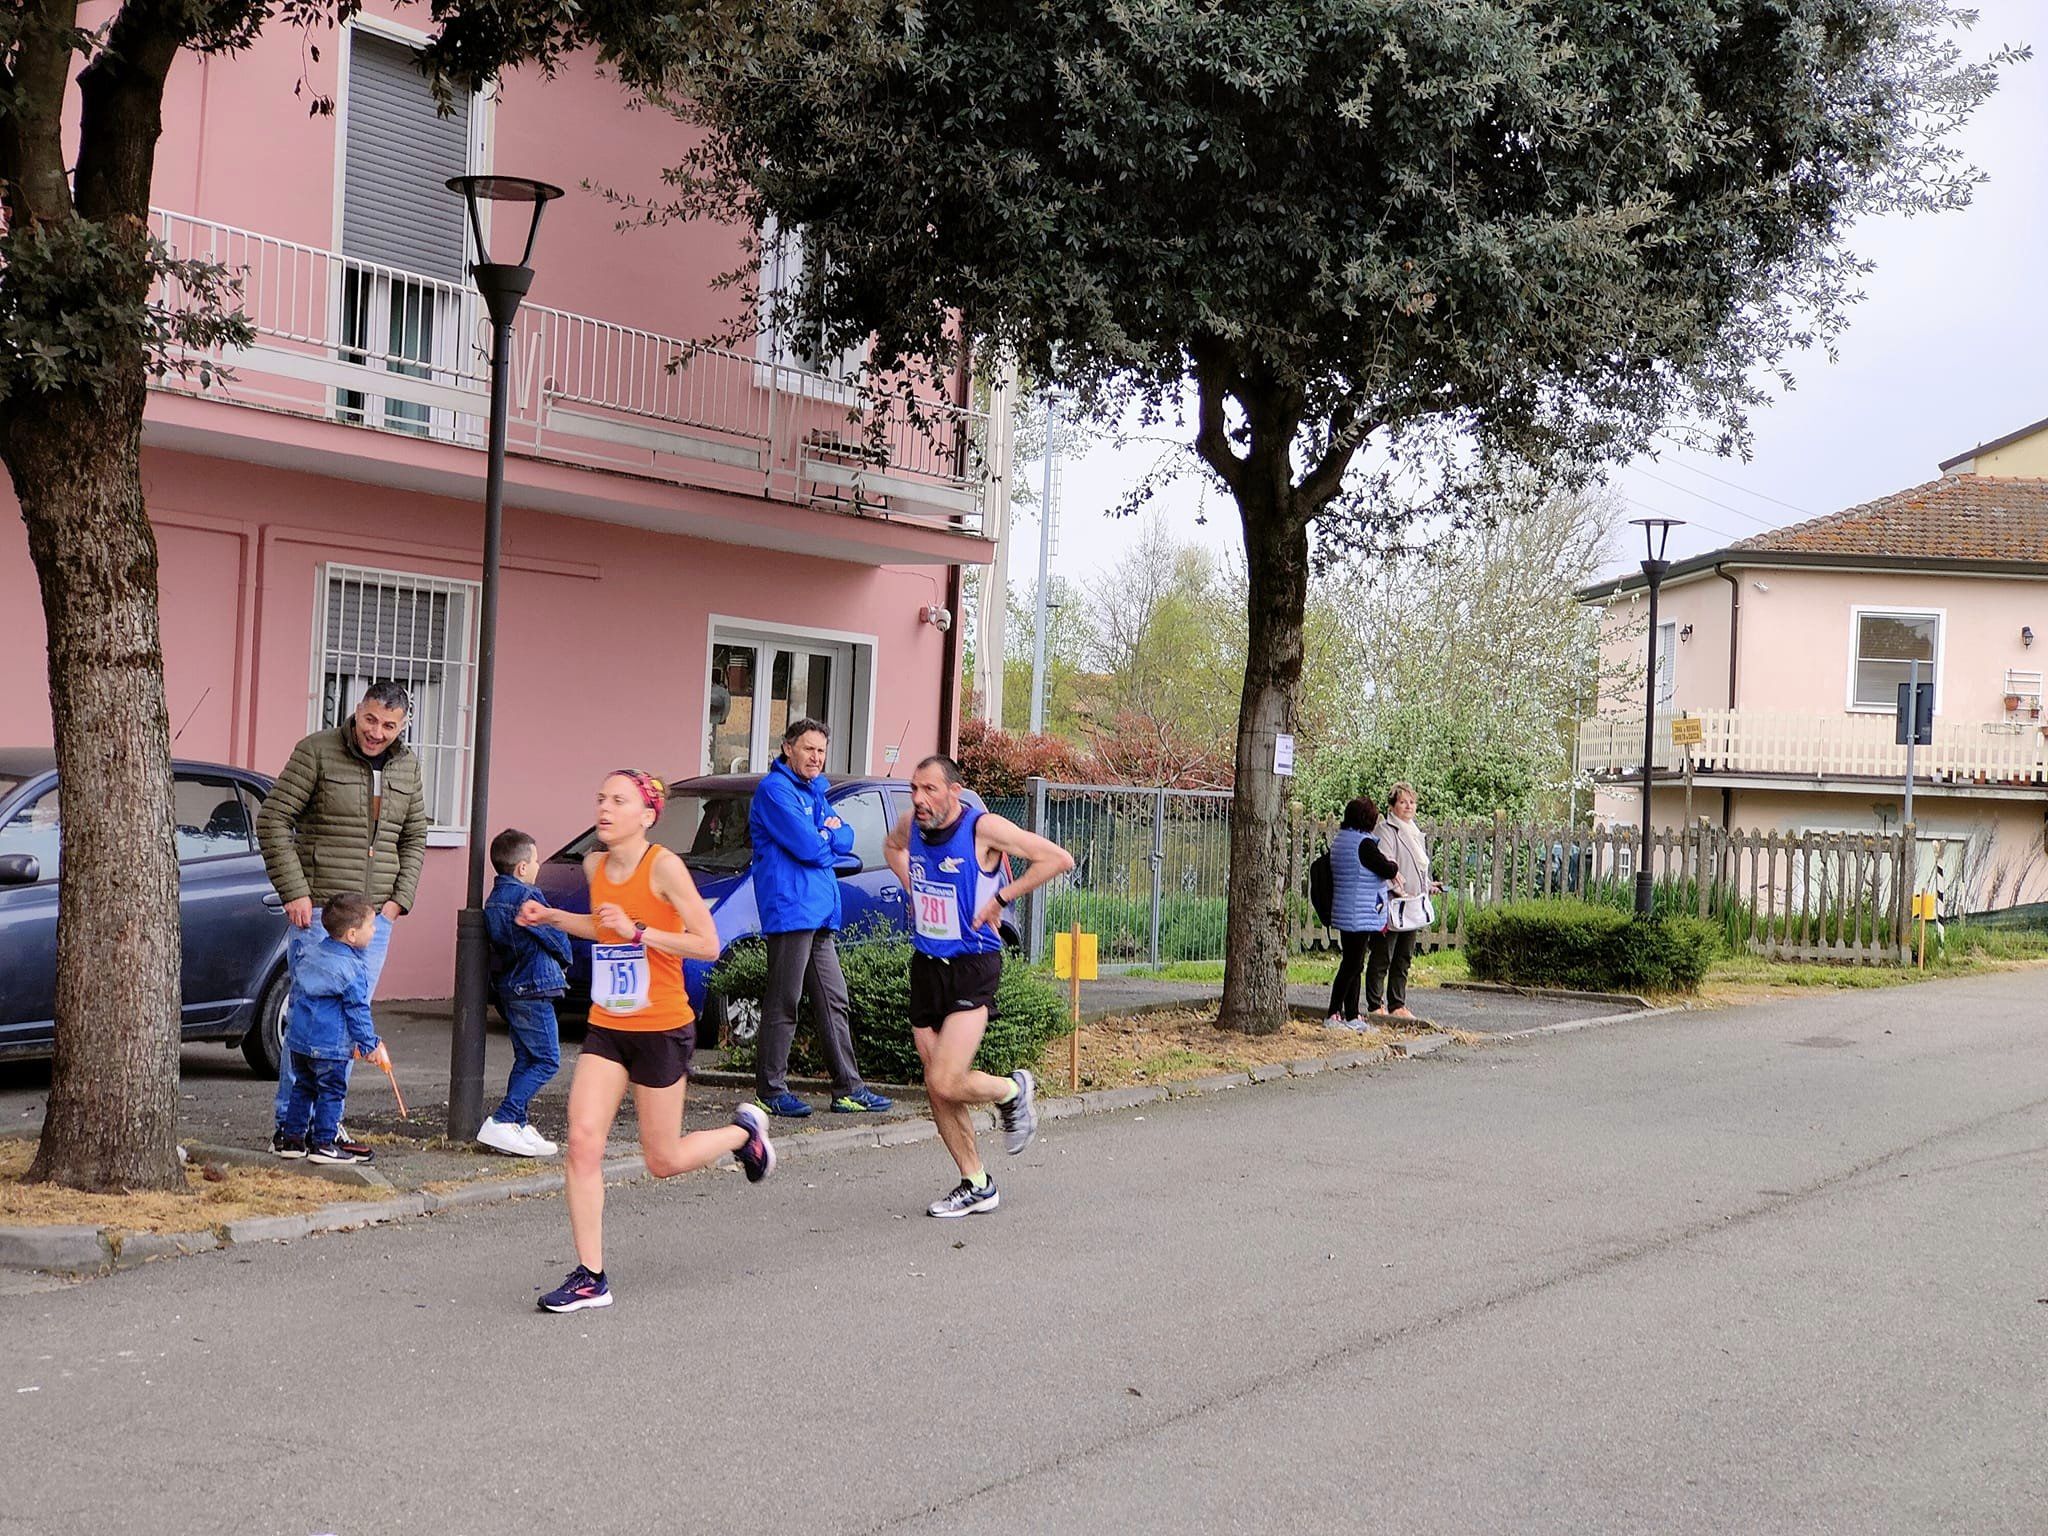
[707,935,1071,1085]
[1464,899,1721,993]
[1043,890,1231,962]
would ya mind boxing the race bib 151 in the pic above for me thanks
[592,942,651,1014]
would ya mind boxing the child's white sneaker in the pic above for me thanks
[476,1117,533,1156]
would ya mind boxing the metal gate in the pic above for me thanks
[1018,777,1233,966]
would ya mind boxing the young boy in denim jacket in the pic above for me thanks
[479,829,570,1157]
[274,891,385,1165]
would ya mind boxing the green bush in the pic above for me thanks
[708,934,1070,1085]
[1465,899,1721,993]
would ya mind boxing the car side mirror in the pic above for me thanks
[0,853,42,886]
[834,853,863,877]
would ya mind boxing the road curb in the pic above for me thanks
[0,1038,1399,1275]
[1492,1004,1688,1041]
[1438,980,1655,1009]
[687,1069,931,1106]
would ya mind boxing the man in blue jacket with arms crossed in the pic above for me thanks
[749,718,893,1117]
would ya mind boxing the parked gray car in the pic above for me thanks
[0,749,292,1074]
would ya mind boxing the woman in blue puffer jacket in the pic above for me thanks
[1326,796,1404,1028]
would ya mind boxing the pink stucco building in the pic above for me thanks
[1579,420,2048,911]
[0,8,1008,997]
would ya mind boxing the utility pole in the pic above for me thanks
[1028,393,1059,736]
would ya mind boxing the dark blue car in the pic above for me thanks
[0,749,292,1073]
[537,773,1010,1044]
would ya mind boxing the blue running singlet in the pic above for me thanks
[906,807,1005,958]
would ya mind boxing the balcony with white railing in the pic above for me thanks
[1578,709,2048,790]
[148,208,995,535]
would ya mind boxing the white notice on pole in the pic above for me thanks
[1274,734,1296,777]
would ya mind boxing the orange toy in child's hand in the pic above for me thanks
[362,1046,409,1120]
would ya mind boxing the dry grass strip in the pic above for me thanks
[0,1136,375,1233]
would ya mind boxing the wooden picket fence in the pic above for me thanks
[1288,814,1914,965]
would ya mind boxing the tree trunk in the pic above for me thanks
[8,373,186,1192]
[1218,493,1310,1036]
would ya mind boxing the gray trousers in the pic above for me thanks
[757,929,865,1098]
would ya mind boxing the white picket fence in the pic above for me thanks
[1579,709,2048,786]
[1289,815,1921,964]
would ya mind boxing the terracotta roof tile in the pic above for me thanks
[1732,474,2048,563]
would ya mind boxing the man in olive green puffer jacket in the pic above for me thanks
[256,683,430,1145]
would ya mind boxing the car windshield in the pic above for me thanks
[551,790,755,874]
[0,774,21,805]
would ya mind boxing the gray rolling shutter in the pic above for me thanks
[340,32,470,281]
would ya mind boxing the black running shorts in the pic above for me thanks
[580,1022,695,1088]
[908,951,1004,1032]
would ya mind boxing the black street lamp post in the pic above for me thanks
[1631,516,1683,918]
[445,174,563,1144]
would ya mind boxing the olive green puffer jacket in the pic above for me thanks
[257,724,429,910]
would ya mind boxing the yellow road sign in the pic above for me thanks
[1911,891,1938,921]
[1669,716,1704,747]
[1053,930,1099,981]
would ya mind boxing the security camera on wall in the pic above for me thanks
[921,605,954,632]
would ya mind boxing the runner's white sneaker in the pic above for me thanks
[927,1178,1000,1217]
[519,1124,558,1156]
[997,1069,1038,1155]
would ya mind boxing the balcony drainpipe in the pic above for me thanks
[935,342,973,757]
[1716,563,1741,830]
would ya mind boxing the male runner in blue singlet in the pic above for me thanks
[883,754,1075,1216]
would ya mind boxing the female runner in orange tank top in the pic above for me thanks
[516,769,776,1312]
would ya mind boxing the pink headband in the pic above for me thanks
[612,769,666,820]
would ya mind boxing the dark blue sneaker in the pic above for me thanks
[830,1087,894,1113]
[732,1102,776,1183]
[756,1091,812,1119]
[538,1264,611,1313]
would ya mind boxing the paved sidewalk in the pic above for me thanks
[1083,974,1640,1033]
[0,999,926,1197]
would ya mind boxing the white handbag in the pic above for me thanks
[1387,891,1436,933]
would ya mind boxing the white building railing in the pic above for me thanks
[1579,709,2048,787]
[148,208,994,533]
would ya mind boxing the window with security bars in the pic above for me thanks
[313,564,479,833]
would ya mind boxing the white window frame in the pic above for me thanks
[754,214,865,400]
[1846,605,1945,716]
[702,614,878,778]
[309,562,481,841]
[1655,621,1676,707]
[329,16,489,445]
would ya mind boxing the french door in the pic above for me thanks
[706,634,854,776]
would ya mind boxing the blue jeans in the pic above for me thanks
[274,911,393,1124]
[491,994,562,1126]
[279,1053,351,1148]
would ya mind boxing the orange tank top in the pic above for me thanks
[585,844,695,1032]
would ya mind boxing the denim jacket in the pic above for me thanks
[286,936,380,1061]
[485,873,572,999]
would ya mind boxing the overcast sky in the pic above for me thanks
[1015,0,2042,592]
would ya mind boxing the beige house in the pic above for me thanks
[1579,418,2048,912]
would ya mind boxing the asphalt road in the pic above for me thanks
[6,971,2045,1535]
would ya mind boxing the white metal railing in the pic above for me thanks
[149,207,993,532]
[1579,709,2048,786]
